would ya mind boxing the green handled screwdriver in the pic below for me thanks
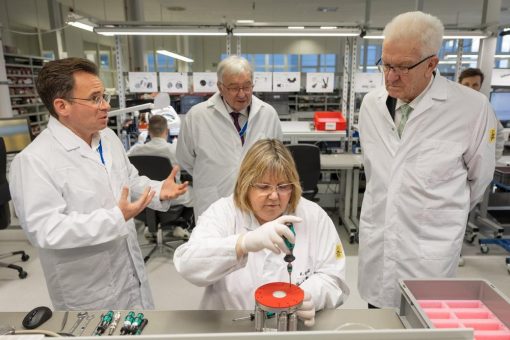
[283,223,296,286]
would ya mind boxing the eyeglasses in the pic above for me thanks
[251,183,294,195]
[376,55,435,75]
[69,93,112,107]
[221,83,254,94]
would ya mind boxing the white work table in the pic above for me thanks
[320,153,364,243]
[281,121,346,143]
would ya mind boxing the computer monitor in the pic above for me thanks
[180,95,206,114]
[0,117,33,153]
[490,92,510,123]
[258,92,290,115]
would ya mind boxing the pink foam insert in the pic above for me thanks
[432,320,462,329]
[447,301,483,308]
[418,300,510,340]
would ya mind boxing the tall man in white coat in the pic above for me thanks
[176,55,282,219]
[358,11,497,309]
[9,57,188,310]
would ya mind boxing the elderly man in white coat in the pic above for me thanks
[176,55,282,219]
[358,11,497,309]
[9,58,188,310]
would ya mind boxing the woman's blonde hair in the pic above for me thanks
[234,139,302,213]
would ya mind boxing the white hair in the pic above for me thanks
[383,11,444,57]
[217,55,253,82]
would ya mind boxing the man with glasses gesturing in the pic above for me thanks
[358,11,497,309]
[9,58,188,310]
[176,55,282,220]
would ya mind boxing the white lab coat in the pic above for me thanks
[176,92,282,218]
[127,137,193,207]
[358,74,497,308]
[9,117,170,310]
[173,195,348,310]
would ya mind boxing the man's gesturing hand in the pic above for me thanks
[118,186,155,221]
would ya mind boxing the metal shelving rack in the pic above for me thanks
[288,93,341,113]
[4,53,51,136]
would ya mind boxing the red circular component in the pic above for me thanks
[255,282,304,309]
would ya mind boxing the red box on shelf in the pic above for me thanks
[314,111,346,131]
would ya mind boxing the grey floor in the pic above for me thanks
[1,212,509,312]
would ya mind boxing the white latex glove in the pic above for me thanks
[240,215,302,255]
[296,291,316,327]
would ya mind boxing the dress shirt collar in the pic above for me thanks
[396,75,435,111]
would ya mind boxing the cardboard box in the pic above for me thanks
[314,111,346,131]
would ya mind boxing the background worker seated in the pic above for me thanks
[128,115,194,239]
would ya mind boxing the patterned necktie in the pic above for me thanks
[397,104,413,138]
[230,112,244,145]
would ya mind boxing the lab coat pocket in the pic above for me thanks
[416,139,462,182]
[55,251,114,309]
[57,167,106,211]
[419,209,464,260]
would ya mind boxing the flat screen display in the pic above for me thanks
[490,92,510,122]
[180,95,206,114]
[0,117,33,153]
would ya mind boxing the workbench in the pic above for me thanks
[320,153,364,243]
[0,309,472,339]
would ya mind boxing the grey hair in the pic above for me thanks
[383,11,444,57]
[217,55,254,83]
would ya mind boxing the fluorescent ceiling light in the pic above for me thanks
[363,31,384,39]
[364,30,488,40]
[69,21,95,32]
[288,26,305,29]
[67,13,96,32]
[363,35,384,39]
[236,20,255,24]
[234,28,360,37]
[438,60,473,64]
[95,26,227,36]
[443,31,488,39]
[157,50,194,63]
[320,26,337,30]
[445,54,478,59]
[495,54,510,58]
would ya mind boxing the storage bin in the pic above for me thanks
[313,111,346,131]
[399,279,510,340]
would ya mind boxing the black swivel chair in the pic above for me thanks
[287,144,321,201]
[0,137,29,279]
[128,155,194,263]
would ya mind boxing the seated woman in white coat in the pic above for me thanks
[173,139,348,327]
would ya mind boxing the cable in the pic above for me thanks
[14,329,62,337]
[5,24,71,36]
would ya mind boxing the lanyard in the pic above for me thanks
[222,97,250,139]
[239,121,248,138]
[98,139,105,165]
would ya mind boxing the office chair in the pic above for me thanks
[0,137,29,279]
[287,144,321,201]
[128,155,194,263]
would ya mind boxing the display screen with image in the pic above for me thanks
[490,91,510,123]
[0,117,33,153]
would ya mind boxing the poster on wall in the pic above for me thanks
[272,72,301,92]
[192,72,218,93]
[159,72,188,93]
[253,72,272,92]
[128,72,158,93]
[305,72,334,93]
[354,72,384,93]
